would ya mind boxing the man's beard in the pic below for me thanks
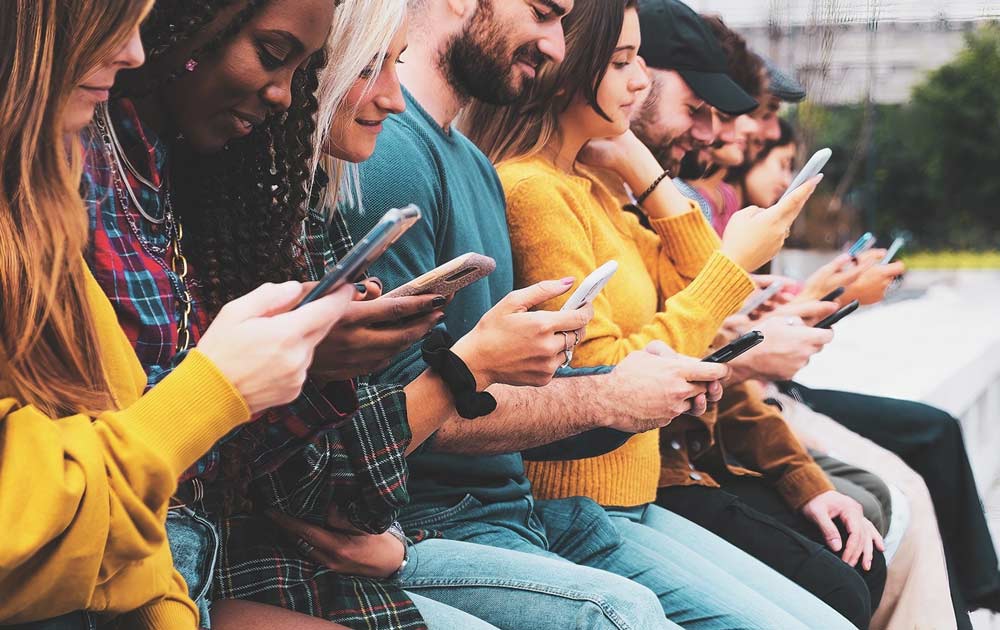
[632,111,680,174]
[441,2,545,105]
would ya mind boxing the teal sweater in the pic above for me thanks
[348,89,530,513]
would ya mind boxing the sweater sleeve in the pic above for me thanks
[505,174,751,362]
[0,349,248,622]
[715,381,834,511]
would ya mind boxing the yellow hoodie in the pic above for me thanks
[0,264,250,628]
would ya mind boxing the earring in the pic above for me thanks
[185,58,198,72]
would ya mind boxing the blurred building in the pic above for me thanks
[687,0,1000,104]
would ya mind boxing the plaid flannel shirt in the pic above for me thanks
[84,102,422,629]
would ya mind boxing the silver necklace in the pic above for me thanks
[97,102,166,224]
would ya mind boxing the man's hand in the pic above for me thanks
[796,254,868,303]
[801,491,885,571]
[601,341,729,432]
[727,313,833,383]
[766,299,839,328]
[311,279,446,381]
[266,510,405,579]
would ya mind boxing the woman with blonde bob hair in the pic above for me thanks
[0,1,358,628]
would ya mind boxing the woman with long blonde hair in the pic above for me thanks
[0,1,357,628]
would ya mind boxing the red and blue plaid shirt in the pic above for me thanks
[83,100,423,630]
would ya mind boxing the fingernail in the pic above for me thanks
[431,296,447,308]
[369,277,383,291]
[354,283,367,295]
[816,174,824,182]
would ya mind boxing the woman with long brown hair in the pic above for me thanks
[0,1,357,628]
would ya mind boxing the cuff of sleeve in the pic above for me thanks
[649,206,722,267]
[775,462,836,511]
[118,349,251,478]
[678,251,755,322]
[129,598,199,630]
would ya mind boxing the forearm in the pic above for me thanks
[428,375,615,455]
[621,148,694,220]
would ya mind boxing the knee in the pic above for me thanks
[801,551,873,629]
[579,578,666,630]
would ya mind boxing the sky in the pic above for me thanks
[685,0,1000,27]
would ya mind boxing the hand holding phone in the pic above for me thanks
[820,287,845,302]
[780,148,832,202]
[846,232,876,259]
[814,300,860,329]
[881,237,905,265]
[296,206,421,309]
[740,279,786,316]
[703,331,765,363]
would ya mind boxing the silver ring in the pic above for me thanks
[561,331,572,353]
[562,349,573,368]
[572,330,581,347]
[786,317,798,326]
[296,537,315,557]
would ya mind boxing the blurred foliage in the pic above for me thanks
[793,21,1000,251]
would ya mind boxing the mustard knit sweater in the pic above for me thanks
[500,157,754,507]
[0,263,250,628]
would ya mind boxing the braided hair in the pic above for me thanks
[120,0,325,314]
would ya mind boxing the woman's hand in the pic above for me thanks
[796,254,867,303]
[266,511,405,579]
[840,251,905,306]
[311,279,446,382]
[801,491,885,571]
[727,313,834,383]
[720,176,821,272]
[451,278,594,389]
[197,281,357,415]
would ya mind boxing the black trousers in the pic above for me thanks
[787,383,999,622]
[657,477,886,629]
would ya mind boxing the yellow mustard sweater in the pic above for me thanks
[0,264,250,627]
[500,156,754,507]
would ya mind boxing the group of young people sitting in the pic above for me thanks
[1,0,997,629]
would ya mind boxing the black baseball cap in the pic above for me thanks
[637,0,758,116]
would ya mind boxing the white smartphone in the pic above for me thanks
[739,279,786,316]
[779,148,832,202]
[561,261,619,311]
[881,237,905,265]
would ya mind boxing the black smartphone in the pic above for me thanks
[820,287,845,302]
[814,300,860,329]
[703,331,765,364]
[295,205,422,309]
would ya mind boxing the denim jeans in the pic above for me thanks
[605,504,857,630]
[400,494,817,629]
[1,613,97,630]
[165,506,220,628]
[408,592,499,629]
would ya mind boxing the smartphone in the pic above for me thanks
[814,299,860,329]
[561,261,619,311]
[820,287,845,302]
[385,253,496,298]
[779,148,832,202]
[739,279,786,316]
[881,237,905,265]
[703,331,765,364]
[295,205,422,309]
[846,232,876,259]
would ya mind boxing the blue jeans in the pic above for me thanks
[400,494,813,629]
[165,506,219,628]
[408,592,499,629]
[606,504,856,630]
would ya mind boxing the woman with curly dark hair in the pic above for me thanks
[83,1,560,628]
